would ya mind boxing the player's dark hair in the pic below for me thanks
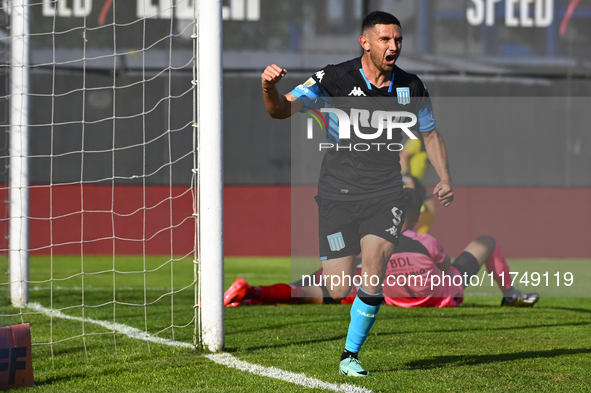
[403,188,423,222]
[361,11,401,33]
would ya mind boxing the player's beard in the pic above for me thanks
[369,49,396,74]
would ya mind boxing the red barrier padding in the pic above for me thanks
[0,324,34,390]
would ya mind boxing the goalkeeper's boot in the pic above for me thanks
[224,278,249,306]
[501,291,540,307]
[339,356,370,377]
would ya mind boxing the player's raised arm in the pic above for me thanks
[422,127,454,207]
[261,64,302,119]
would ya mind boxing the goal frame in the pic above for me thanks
[9,0,30,308]
[197,0,225,352]
[7,0,225,352]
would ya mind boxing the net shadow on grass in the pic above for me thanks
[227,334,347,353]
[33,372,90,387]
[545,306,591,314]
[403,348,591,370]
[226,316,347,336]
[373,321,591,337]
[233,321,591,353]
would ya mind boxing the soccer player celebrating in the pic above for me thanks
[261,11,453,377]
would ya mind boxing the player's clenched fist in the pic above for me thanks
[433,180,454,207]
[261,64,287,91]
[261,64,299,119]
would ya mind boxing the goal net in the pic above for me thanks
[0,0,224,359]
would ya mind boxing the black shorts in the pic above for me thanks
[315,192,405,261]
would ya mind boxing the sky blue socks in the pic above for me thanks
[344,288,382,353]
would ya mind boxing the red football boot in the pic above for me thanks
[224,278,249,306]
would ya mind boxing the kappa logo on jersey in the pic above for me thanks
[348,87,366,97]
[385,226,398,237]
[315,70,325,83]
[327,232,345,252]
[396,87,410,105]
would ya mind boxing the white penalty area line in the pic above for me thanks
[26,302,373,393]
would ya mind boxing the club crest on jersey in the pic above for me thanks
[396,87,410,105]
[327,232,345,252]
[304,78,316,87]
[348,87,366,97]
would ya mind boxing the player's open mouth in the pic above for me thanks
[385,55,396,64]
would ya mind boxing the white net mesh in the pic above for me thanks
[0,0,200,359]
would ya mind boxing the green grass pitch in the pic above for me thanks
[1,256,590,392]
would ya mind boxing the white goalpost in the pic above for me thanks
[197,0,225,352]
[3,0,224,355]
[9,0,30,308]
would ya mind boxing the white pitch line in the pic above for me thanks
[26,302,373,393]
[205,353,374,393]
[27,302,193,349]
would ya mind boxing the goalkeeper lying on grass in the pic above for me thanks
[225,188,539,308]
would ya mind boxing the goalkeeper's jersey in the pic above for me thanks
[289,57,437,201]
[382,229,464,308]
[335,230,464,308]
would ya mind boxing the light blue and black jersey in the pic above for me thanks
[291,82,341,144]
[289,57,437,201]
